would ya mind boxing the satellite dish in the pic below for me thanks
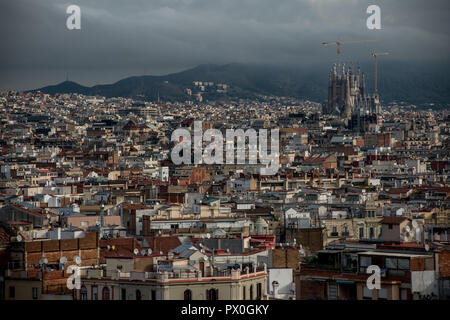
[148,248,152,255]
[60,256,67,264]
[203,256,208,261]
[206,233,211,239]
[412,220,419,228]
[159,251,163,255]
[133,248,139,255]
[16,235,23,242]
[74,255,81,265]
[405,225,411,233]
[19,226,24,231]
[42,258,48,264]
[141,249,146,256]
[47,214,51,220]
[425,244,430,252]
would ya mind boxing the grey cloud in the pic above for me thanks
[0,0,449,90]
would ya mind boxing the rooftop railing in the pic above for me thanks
[84,266,266,283]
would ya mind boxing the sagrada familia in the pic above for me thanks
[326,63,381,131]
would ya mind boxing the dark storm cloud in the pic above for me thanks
[0,0,449,90]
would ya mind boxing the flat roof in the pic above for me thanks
[358,251,430,258]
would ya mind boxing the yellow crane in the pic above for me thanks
[372,51,388,94]
[322,40,376,71]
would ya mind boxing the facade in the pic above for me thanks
[77,267,267,300]
[327,63,380,125]
[295,248,437,300]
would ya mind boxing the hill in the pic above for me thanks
[31,62,450,106]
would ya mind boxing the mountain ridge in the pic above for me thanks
[30,62,450,106]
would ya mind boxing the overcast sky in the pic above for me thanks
[0,0,449,91]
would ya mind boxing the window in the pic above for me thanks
[401,289,408,300]
[207,289,218,301]
[121,288,126,300]
[32,287,38,300]
[92,286,98,300]
[102,287,110,300]
[9,286,15,299]
[151,290,156,300]
[360,256,371,267]
[363,287,372,300]
[397,259,410,270]
[369,228,374,238]
[332,226,337,233]
[386,258,410,270]
[256,283,262,300]
[80,286,87,300]
[359,228,364,238]
[388,224,393,230]
[184,289,192,301]
[136,289,141,300]
[250,285,254,300]
[378,288,388,300]
[242,286,246,300]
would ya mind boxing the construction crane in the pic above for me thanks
[372,51,388,94]
[322,40,376,72]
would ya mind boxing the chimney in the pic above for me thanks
[272,281,280,299]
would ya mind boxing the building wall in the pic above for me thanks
[5,279,41,300]
[296,278,326,300]
[322,219,354,244]
[285,228,324,254]
[438,251,450,278]
[352,217,382,240]
[272,248,300,270]
[24,232,99,271]
[66,215,121,229]
[267,268,294,299]
[80,274,266,300]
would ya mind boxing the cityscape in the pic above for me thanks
[0,0,449,304]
